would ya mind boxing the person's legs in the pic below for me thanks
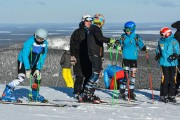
[160,66,170,103]
[83,55,101,103]
[168,66,177,103]
[2,61,25,102]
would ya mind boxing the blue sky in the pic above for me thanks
[0,0,179,23]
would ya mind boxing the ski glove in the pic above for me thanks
[154,53,161,61]
[25,70,31,79]
[71,56,77,65]
[142,46,147,51]
[33,70,41,80]
[169,53,179,61]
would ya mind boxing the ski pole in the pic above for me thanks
[108,45,118,105]
[145,50,154,102]
[28,47,33,103]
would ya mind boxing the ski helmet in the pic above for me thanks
[82,14,92,22]
[93,14,105,27]
[124,21,136,33]
[160,27,172,38]
[35,28,48,41]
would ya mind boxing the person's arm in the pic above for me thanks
[93,27,110,43]
[70,30,79,56]
[22,36,34,70]
[60,52,65,67]
[104,67,110,89]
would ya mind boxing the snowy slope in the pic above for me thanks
[0,84,180,120]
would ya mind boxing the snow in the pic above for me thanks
[0,84,180,120]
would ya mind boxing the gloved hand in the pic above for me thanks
[110,38,116,44]
[33,70,41,80]
[71,56,77,65]
[169,53,179,61]
[142,46,147,51]
[154,53,161,61]
[25,70,31,79]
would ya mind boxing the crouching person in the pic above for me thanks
[1,28,48,103]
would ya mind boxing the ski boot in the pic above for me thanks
[74,93,83,103]
[119,89,127,100]
[159,96,169,103]
[82,94,100,104]
[29,89,48,103]
[169,96,177,103]
[128,89,138,101]
[1,85,16,102]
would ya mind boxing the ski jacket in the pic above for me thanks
[119,32,145,60]
[104,64,124,89]
[70,22,92,77]
[156,34,179,67]
[171,21,180,43]
[18,36,48,70]
[87,25,110,57]
[70,22,88,57]
[60,51,71,68]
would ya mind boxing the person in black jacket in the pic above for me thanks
[171,21,180,96]
[82,14,117,103]
[70,15,93,102]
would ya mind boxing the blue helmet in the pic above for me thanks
[124,21,136,33]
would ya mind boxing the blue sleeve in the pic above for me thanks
[104,68,110,89]
[136,35,145,50]
[37,41,48,70]
[22,37,34,70]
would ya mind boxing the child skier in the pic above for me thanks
[118,21,147,100]
[82,14,118,103]
[155,27,179,103]
[103,63,125,91]
[1,28,48,103]
[60,45,74,88]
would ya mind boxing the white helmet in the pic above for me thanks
[35,28,48,40]
[64,45,70,51]
[81,14,92,22]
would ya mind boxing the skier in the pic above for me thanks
[82,14,118,103]
[118,21,147,100]
[70,15,93,101]
[60,45,74,88]
[103,63,125,91]
[1,28,48,103]
[155,27,179,103]
[171,21,180,96]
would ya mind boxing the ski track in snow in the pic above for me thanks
[0,85,180,120]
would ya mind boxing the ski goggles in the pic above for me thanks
[124,27,132,32]
[85,17,93,22]
[35,35,45,41]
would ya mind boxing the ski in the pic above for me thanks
[0,100,78,108]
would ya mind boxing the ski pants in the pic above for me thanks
[62,68,74,88]
[120,59,137,90]
[84,55,101,96]
[160,66,176,97]
[8,61,41,90]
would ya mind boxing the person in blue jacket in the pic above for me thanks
[1,28,48,103]
[104,63,125,91]
[155,27,179,103]
[118,21,147,100]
